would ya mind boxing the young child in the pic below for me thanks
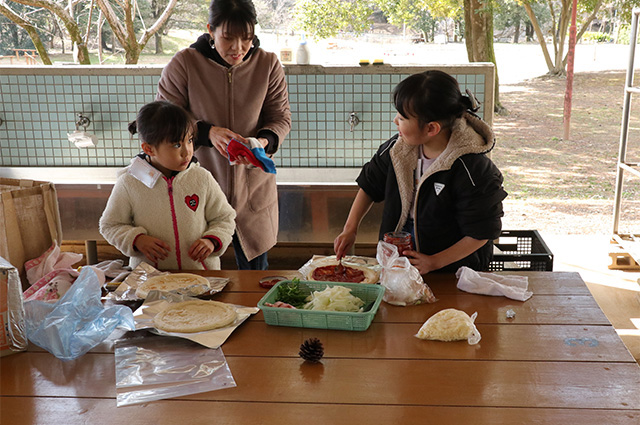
[334,70,507,273]
[100,100,236,271]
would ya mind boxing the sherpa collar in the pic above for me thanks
[390,111,496,232]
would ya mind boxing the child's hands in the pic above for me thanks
[188,238,215,263]
[403,250,440,275]
[334,230,356,260]
[135,235,170,263]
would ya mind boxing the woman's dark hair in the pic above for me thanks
[128,101,195,147]
[393,70,479,129]
[208,0,257,40]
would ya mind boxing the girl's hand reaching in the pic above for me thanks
[334,230,356,261]
[404,237,487,275]
[188,238,215,263]
[135,235,170,263]
[403,250,440,275]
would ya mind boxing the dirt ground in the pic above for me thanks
[493,70,640,236]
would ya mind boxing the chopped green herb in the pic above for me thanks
[276,280,308,308]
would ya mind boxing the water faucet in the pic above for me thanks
[348,112,360,132]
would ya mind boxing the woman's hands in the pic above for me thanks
[209,127,269,166]
[188,238,215,263]
[209,125,243,157]
[134,235,170,263]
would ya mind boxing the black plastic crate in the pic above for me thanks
[488,230,553,271]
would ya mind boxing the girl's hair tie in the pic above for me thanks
[128,120,138,136]
[465,89,481,112]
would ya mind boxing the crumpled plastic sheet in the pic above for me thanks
[115,334,236,407]
[24,267,135,360]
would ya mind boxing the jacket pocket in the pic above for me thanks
[246,167,277,212]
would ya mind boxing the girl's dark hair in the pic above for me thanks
[128,101,195,147]
[393,70,479,129]
[208,0,257,40]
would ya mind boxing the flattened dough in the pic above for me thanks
[307,261,378,284]
[136,273,210,299]
[153,300,237,333]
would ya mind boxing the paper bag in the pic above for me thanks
[0,178,63,286]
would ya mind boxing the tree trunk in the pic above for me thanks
[9,0,91,63]
[525,22,533,42]
[522,1,555,72]
[0,2,52,64]
[463,0,503,113]
[96,0,178,64]
[155,32,163,54]
[97,13,104,63]
[125,46,141,64]
[523,0,603,76]
[514,17,520,43]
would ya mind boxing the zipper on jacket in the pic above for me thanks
[166,177,182,269]
[412,175,421,252]
[227,68,235,204]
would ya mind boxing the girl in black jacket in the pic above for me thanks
[334,70,507,273]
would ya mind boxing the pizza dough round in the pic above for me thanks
[415,308,481,344]
[307,261,378,284]
[153,300,237,333]
[136,273,210,299]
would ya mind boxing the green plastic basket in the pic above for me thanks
[257,280,385,331]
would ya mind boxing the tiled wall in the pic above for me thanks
[0,64,494,168]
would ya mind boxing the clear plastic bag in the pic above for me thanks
[107,262,229,301]
[24,267,135,360]
[115,333,236,406]
[376,241,437,306]
[415,308,482,345]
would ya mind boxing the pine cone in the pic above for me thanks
[299,338,324,363]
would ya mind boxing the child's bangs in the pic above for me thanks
[167,112,196,144]
[148,109,193,146]
[393,83,417,119]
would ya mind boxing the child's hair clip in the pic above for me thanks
[465,89,481,112]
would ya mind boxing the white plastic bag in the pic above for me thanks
[376,241,436,306]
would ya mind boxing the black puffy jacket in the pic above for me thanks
[357,112,508,272]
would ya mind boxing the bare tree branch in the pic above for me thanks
[8,0,91,63]
[0,0,52,64]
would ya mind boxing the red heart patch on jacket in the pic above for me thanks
[185,194,199,211]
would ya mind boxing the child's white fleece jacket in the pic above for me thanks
[99,158,236,270]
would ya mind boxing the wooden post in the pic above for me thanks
[563,0,579,140]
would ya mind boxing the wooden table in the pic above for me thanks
[2,271,640,424]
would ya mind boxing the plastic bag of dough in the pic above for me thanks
[415,308,481,345]
[376,241,436,306]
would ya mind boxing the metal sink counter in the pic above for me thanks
[0,167,382,244]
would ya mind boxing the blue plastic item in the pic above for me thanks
[24,267,135,360]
